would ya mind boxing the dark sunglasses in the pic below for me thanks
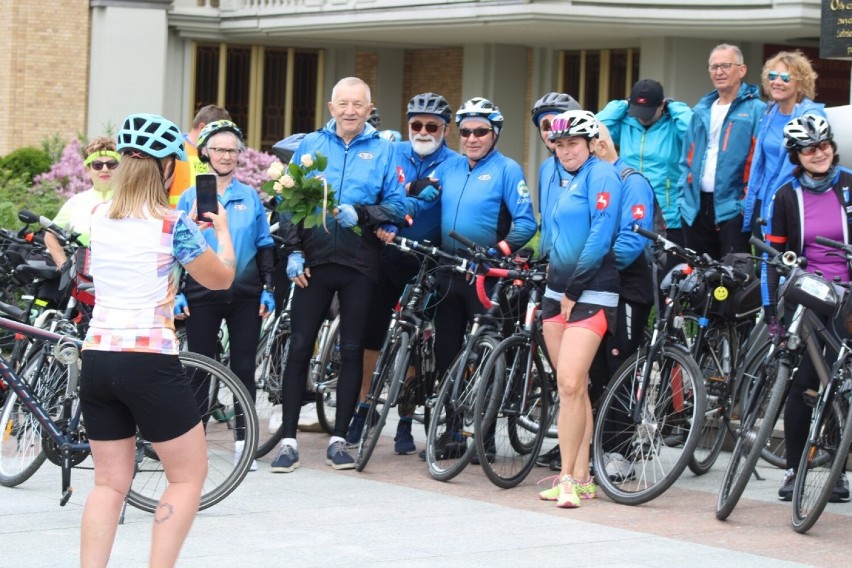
[767,71,792,83]
[539,118,553,132]
[460,127,493,138]
[90,160,119,171]
[410,121,442,134]
[799,140,832,156]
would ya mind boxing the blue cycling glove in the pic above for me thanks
[409,178,441,202]
[378,223,398,238]
[286,251,305,279]
[174,293,188,315]
[335,204,359,228]
[260,290,276,314]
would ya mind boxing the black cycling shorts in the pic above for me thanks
[80,350,201,443]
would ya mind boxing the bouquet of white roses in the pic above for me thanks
[264,152,337,231]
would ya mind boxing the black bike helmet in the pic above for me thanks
[530,92,581,127]
[407,92,453,123]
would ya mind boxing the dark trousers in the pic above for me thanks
[433,272,486,380]
[280,264,374,439]
[683,193,750,261]
[184,299,262,440]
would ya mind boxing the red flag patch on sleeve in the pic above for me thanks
[397,166,406,184]
[631,204,645,219]
[596,192,611,210]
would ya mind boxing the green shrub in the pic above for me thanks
[0,147,52,183]
[0,174,61,230]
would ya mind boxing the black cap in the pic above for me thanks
[628,79,664,122]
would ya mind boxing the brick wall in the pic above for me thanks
[0,0,89,155]
[355,51,378,102]
[402,48,463,148]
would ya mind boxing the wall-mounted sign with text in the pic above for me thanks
[822,0,852,59]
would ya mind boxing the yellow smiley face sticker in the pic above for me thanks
[713,286,729,301]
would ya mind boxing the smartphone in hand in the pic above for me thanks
[196,174,218,222]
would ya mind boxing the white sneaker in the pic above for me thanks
[234,440,258,472]
[603,452,634,482]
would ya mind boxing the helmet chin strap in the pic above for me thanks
[209,163,230,177]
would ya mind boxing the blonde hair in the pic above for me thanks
[107,157,171,220]
[761,50,817,102]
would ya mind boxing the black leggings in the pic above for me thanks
[184,299,262,441]
[280,264,374,439]
[433,272,486,380]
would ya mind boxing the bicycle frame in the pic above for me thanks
[0,316,85,505]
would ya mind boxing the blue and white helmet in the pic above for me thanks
[455,97,504,134]
[117,113,186,160]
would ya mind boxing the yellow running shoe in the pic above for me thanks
[576,477,597,500]
[556,475,580,508]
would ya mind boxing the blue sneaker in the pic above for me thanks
[270,444,299,473]
[326,440,355,470]
[345,413,366,447]
[394,425,416,455]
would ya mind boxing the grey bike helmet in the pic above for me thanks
[531,92,581,127]
[783,114,832,150]
[407,92,453,123]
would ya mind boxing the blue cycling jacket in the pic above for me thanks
[280,120,407,280]
[397,140,462,244]
[178,178,274,303]
[433,149,537,255]
[546,156,621,303]
[678,83,766,226]
[598,99,692,229]
[742,98,825,232]
[538,154,573,257]
[613,159,656,306]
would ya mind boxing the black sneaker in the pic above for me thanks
[548,452,562,472]
[326,440,355,470]
[778,468,795,501]
[422,431,467,461]
[830,472,850,503]
[536,445,560,467]
[471,442,496,465]
[270,444,299,473]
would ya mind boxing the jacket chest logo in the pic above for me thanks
[478,174,492,181]
[358,152,375,160]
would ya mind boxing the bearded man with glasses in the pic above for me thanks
[677,43,766,260]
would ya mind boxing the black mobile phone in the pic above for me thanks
[196,174,218,222]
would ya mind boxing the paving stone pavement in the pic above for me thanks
[2,423,850,567]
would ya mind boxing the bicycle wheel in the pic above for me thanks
[315,315,340,435]
[0,345,72,487]
[688,322,736,475]
[356,331,410,471]
[426,333,499,482]
[592,342,706,505]
[254,320,289,458]
[126,352,258,513]
[715,347,788,520]
[791,384,852,533]
[474,335,548,489]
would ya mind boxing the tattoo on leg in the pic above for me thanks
[154,502,174,524]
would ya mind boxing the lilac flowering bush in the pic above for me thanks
[31,138,90,200]
[236,147,281,198]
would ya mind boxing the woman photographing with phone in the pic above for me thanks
[175,120,276,470]
[79,113,236,566]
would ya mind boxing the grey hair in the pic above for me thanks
[710,43,744,65]
[331,77,372,105]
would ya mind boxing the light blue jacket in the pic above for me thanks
[597,98,692,229]
[433,149,537,255]
[741,97,825,232]
[678,83,766,226]
[537,154,572,257]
